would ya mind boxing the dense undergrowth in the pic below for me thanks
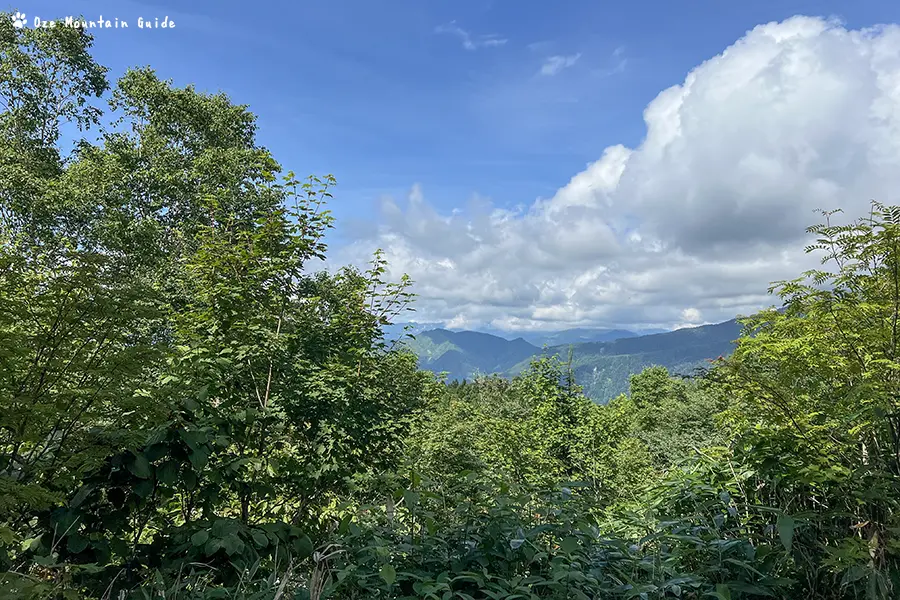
[1,16,899,599]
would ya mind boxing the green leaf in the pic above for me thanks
[221,535,244,556]
[145,443,168,462]
[380,563,396,586]
[127,453,152,479]
[188,447,209,471]
[133,479,154,498]
[110,538,128,557]
[212,519,240,538]
[180,429,206,451]
[559,536,579,554]
[338,513,352,534]
[0,527,14,545]
[204,538,222,556]
[33,554,58,567]
[777,514,795,552]
[715,584,732,600]
[251,531,269,548]
[727,582,774,596]
[403,489,419,510]
[157,461,178,486]
[70,484,96,508]
[66,534,89,554]
[292,534,313,559]
[190,531,209,547]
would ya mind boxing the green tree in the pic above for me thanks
[0,16,153,525]
[628,366,728,468]
[0,20,431,597]
[714,204,900,598]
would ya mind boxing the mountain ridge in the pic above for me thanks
[401,319,743,403]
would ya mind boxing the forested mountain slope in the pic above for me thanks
[533,319,743,401]
[405,319,743,402]
[401,328,538,383]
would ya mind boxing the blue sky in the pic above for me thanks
[12,0,900,330]
[19,0,896,229]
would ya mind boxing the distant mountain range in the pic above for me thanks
[398,328,537,385]
[519,328,652,347]
[383,322,669,346]
[396,319,744,403]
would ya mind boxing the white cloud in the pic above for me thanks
[435,21,507,50]
[540,53,582,76]
[337,16,900,332]
[605,46,628,75]
[679,308,703,325]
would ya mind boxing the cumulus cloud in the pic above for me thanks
[337,16,900,332]
[435,21,507,50]
[540,53,582,76]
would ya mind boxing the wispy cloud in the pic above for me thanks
[539,53,582,76]
[610,46,627,73]
[584,47,628,78]
[527,40,553,52]
[599,46,627,75]
[435,21,507,51]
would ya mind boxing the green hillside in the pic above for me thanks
[405,319,743,402]
[401,328,538,383]
[527,319,743,402]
